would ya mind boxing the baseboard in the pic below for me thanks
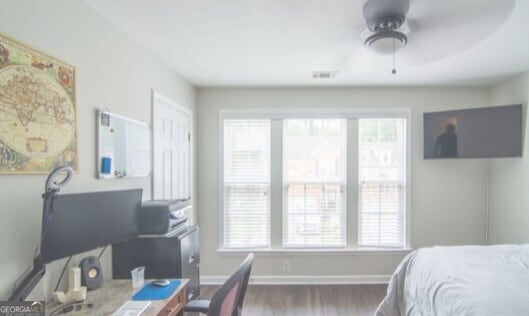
[201,274,391,285]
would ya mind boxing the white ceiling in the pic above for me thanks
[85,0,529,87]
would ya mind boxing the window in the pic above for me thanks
[220,112,408,251]
[358,119,407,247]
[283,119,347,247]
[223,120,271,248]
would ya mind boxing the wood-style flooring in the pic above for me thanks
[198,284,387,316]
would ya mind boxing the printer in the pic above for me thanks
[138,199,190,235]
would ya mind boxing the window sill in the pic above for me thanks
[216,247,412,256]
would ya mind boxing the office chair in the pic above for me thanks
[184,253,254,316]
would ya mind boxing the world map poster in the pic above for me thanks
[0,34,78,173]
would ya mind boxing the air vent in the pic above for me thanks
[312,71,338,79]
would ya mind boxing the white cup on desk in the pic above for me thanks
[130,267,145,288]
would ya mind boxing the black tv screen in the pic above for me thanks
[41,189,142,263]
[424,104,523,159]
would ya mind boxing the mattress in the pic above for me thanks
[376,244,529,316]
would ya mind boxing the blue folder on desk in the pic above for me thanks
[132,280,181,301]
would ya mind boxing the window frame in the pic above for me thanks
[282,118,348,248]
[219,108,411,252]
[220,118,272,249]
[357,118,408,248]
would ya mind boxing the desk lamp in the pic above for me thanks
[8,166,73,301]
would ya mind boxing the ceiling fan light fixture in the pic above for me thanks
[364,30,407,55]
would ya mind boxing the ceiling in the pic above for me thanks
[85,0,529,87]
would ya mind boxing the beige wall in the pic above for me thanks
[0,0,195,300]
[196,87,490,279]
[488,72,529,244]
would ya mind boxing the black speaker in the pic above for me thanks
[80,256,103,290]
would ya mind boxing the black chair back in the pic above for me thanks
[207,253,254,316]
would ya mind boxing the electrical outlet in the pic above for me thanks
[282,260,291,272]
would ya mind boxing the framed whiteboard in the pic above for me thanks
[97,110,151,179]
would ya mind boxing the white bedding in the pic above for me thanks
[376,244,529,316]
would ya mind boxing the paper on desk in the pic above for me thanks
[112,300,151,316]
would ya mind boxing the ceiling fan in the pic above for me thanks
[347,0,516,74]
[362,0,409,57]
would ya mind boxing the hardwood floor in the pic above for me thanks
[198,284,387,316]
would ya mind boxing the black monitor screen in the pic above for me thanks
[424,104,523,159]
[41,189,142,263]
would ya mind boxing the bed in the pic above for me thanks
[376,244,529,316]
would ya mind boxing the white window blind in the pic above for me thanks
[358,118,406,247]
[283,119,347,247]
[223,120,271,248]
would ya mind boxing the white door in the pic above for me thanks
[152,91,191,201]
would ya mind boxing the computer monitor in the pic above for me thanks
[41,189,142,263]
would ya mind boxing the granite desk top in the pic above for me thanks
[46,279,189,316]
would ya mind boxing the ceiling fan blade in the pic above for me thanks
[399,0,515,65]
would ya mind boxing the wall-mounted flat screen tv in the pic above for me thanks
[424,104,523,159]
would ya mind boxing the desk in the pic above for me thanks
[46,279,189,316]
